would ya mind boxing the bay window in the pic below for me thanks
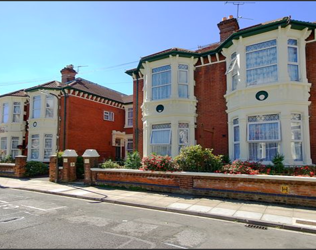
[288,39,299,81]
[32,96,41,119]
[246,39,278,86]
[12,102,21,123]
[248,114,280,161]
[2,103,9,123]
[31,134,40,160]
[178,64,189,98]
[233,118,240,160]
[152,65,171,100]
[178,123,189,153]
[291,113,303,161]
[150,123,171,156]
[11,137,19,158]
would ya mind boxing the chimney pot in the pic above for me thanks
[222,17,227,21]
[229,15,233,19]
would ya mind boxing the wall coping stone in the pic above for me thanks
[90,168,316,182]
[0,163,15,167]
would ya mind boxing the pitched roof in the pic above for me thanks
[0,89,27,98]
[67,78,129,103]
[25,80,66,92]
[122,95,133,104]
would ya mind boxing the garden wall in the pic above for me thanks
[90,169,316,208]
[0,156,27,178]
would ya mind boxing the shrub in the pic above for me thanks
[0,155,14,163]
[125,151,142,169]
[100,159,124,169]
[174,145,223,172]
[25,161,49,177]
[272,153,285,174]
[218,160,264,175]
[142,154,180,172]
[76,156,84,179]
[57,151,64,166]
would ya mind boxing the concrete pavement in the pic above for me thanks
[1,176,316,234]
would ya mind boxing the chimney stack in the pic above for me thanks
[217,15,239,42]
[60,64,77,83]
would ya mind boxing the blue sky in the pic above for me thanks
[0,1,315,96]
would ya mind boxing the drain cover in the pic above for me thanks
[245,224,268,230]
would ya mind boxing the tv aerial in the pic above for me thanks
[225,1,255,21]
[76,65,88,74]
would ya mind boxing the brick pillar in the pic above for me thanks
[82,149,100,186]
[62,156,77,182]
[14,155,27,178]
[62,149,78,182]
[49,155,58,182]
[83,157,99,185]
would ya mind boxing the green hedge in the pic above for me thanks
[25,161,49,177]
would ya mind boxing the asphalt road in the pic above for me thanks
[1,188,316,249]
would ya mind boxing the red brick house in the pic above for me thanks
[0,65,133,163]
[126,15,316,166]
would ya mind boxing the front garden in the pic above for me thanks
[100,145,316,177]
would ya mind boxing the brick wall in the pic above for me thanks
[194,61,228,156]
[60,95,126,161]
[306,37,316,164]
[91,169,316,207]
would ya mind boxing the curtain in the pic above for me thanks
[248,122,279,141]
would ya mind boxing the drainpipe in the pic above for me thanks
[61,88,68,151]
[135,74,139,152]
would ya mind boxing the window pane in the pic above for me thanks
[234,126,239,142]
[45,96,54,118]
[33,96,41,118]
[2,103,9,123]
[152,145,171,156]
[179,70,188,84]
[288,47,298,63]
[179,128,188,145]
[178,84,188,98]
[288,64,299,81]
[291,142,302,161]
[151,130,171,144]
[249,142,279,161]
[291,122,301,140]
[234,143,240,160]
[247,65,278,85]
[248,122,279,141]
[152,65,171,100]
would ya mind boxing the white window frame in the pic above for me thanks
[291,113,303,161]
[246,39,278,86]
[178,64,189,98]
[44,134,53,160]
[233,118,240,160]
[12,102,21,123]
[178,123,189,153]
[2,103,9,123]
[150,124,172,156]
[11,137,19,158]
[32,95,41,119]
[30,134,40,160]
[104,111,114,121]
[126,138,133,155]
[152,65,171,100]
[127,107,133,127]
[288,39,299,81]
[45,95,54,118]
[247,114,281,162]
[0,137,7,159]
